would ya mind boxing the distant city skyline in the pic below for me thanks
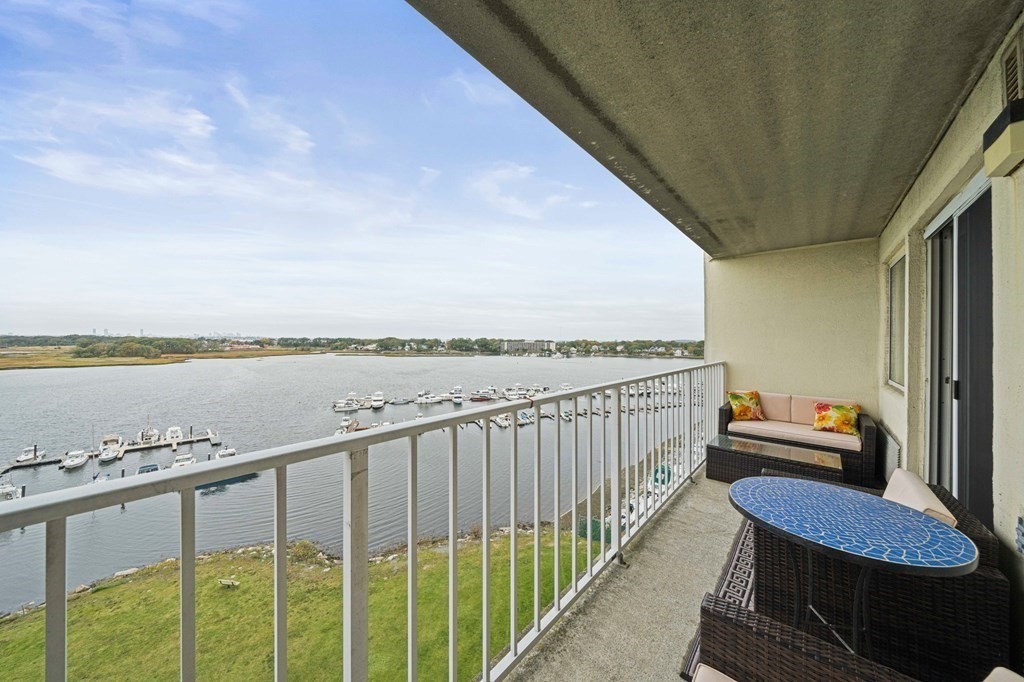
[0,1,705,339]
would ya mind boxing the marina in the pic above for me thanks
[0,353,702,614]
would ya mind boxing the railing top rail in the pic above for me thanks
[0,362,722,532]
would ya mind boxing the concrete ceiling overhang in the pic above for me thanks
[407,1,1023,258]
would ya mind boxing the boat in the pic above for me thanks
[414,391,441,405]
[98,447,119,464]
[502,386,519,401]
[62,451,89,470]
[100,434,122,450]
[470,389,492,402]
[389,397,412,405]
[215,448,237,459]
[171,454,196,468]
[358,396,374,409]
[334,393,361,412]
[0,474,21,502]
[560,410,574,422]
[451,386,464,405]
[415,413,424,420]
[519,410,536,423]
[370,392,386,410]
[91,472,110,484]
[137,463,160,475]
[15,445,44,464]
[490,415,511,429]
[165,426,184,441]
[452,395,463,405]
[137,425,160,445]
[559,383,574,392]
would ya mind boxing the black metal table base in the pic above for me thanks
[790,550,874,657]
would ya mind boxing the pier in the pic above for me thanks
[114,428,220,460]
[0,457,62,475]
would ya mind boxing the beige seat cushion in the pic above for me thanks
[757,392,791,422]
[984,668,1024,682]
[728,419,862,452]
[692,663,738,682]
[883,468,957,527]
[791,395,857,425]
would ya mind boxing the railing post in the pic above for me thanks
[532,404,541,632]
[449,429,459,682]
[181,488,196,682]
[343,448,369,682]
[408,436,418,682]
[481,423,491,680]
[45,517,66,682]
[274,466,287,681]
[611,390,622,564]
[509,414,518,655]
[553,399,561,609]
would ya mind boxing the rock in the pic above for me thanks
[323,567,331,572]
[73,584,90,594]
[235,548,245,554]
[197,554,211,561]
[386,554,398,562]
[113,567,139,578]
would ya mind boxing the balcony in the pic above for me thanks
[0,363,728,680]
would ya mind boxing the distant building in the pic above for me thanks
[500,340,556,354]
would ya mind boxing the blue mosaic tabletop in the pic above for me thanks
[729,477,978,575]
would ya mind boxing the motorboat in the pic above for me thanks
[560,410,574,422]
[215,448,237,459]
[414,391,441,405]
[0,474,21,502]
[165,426,184,441]
[490,415,511,429]
[389,397,412,405]
[502,386,519,401]
[137,426,160,445]
[452,394,463,405]
[470,389,492,402]
[98,447,119,464]
[171,454,196,468]
[15,445,44,464]
[334,393,361,412]
[91,472,110,484]
[370,392,386,410]
[100,434,122,450]
[559,383,574,392]
[62,451,89,470]
[137,463,160,475]
[519,410,536,423]
[415,413,424,420]
[358,396,374,409]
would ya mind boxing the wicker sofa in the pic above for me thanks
[753,471,1010,682]
[718,393,877,484]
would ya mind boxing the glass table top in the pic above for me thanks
[709,433,843,470]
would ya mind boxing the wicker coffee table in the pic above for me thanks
[706,434,844,483]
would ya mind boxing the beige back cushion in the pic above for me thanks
[791,395,856,425]
[757,392,792,422]
[883,468,957,527]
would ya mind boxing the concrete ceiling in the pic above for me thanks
[407,1,1023,258]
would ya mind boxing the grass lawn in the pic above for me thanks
[0,531,598,680]
[0,347,324,371]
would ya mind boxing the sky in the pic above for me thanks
[0,0,705,340]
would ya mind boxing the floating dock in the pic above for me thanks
[115,428,219,460]
[0,457,62,475]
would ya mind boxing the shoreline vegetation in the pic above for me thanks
[0,526,594,680]
[0,335,704,372]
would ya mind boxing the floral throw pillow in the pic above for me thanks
[728,390,766,421]
[812,402,861,437]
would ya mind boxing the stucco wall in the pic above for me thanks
[878,12,1024,664]
[705,239,881,416]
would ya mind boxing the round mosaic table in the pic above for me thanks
[728,476,978,655]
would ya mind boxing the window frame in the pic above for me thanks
[887,255,908,389]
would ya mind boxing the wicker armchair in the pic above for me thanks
[753,471,1010,682]
[718,401,877,484]
[699,594,918,681]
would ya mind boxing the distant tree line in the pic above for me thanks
[0,335,703,359]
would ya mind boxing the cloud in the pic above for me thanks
[226,79,314,155]
[467,162,569,220]
[419,166,441,186]
[442,69,513,106]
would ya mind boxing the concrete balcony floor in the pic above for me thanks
[509,470,739,681]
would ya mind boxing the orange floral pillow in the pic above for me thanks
[812,402,861,437]
[728,390,766,421]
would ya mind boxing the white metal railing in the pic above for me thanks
[0,362,725,681]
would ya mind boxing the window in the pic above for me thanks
[888,256,907,387]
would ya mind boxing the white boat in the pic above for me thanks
[414,391,441,405]
[62,451,89,470]
[370,392,386,410]
[100,434,122,450]
[502,386,519,401]
[165,426,184,441]
[389,397,411,405]
[559,383,573,392]
[91,472,110,484]
[0,474,21,502]
[98,447,119,463]
[560,410,573,422]
[137,426,160,445]
[490,415,511,429]
[15,446,44,464]
[215,448,237,459]
[171,454,196,468]
[358,396,374,409]
[452,395,463,405]
[415,413,424,420]
[334,393,361,412]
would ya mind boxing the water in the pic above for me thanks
[0,353,700,612]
